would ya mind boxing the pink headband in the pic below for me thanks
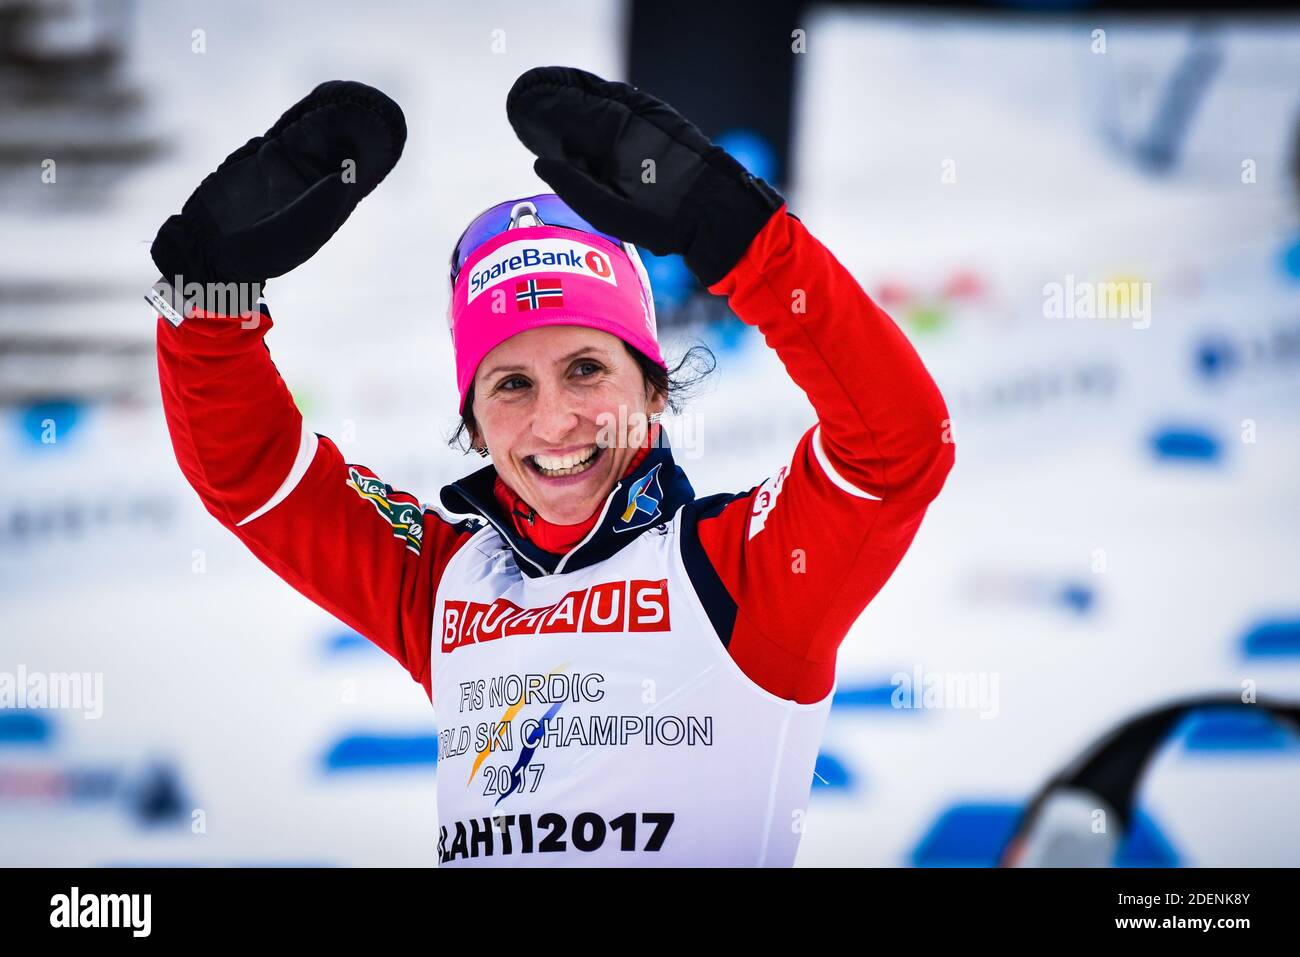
[448,225,666,412]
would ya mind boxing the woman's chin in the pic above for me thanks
[526,490,597,525]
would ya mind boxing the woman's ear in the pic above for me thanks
[647,384,668,416]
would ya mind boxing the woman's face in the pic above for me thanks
[470,325,665,526]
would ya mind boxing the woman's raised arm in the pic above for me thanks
[694,207,955,703]
[149,82,467,699]
[156,302,471,699]
[505,66,955,703]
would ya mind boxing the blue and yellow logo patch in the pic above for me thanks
[617,463,663,532]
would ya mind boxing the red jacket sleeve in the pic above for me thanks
[156,303,470,700]
[696,207,955,703]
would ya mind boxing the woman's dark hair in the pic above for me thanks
[448,340,716,453]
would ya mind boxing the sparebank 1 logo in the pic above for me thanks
[465,239,618,305]
[467,664,570,806]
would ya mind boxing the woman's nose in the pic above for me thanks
[531,381,579,443]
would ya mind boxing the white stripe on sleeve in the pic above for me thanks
[235,426,320,526]
[811,424,883,501]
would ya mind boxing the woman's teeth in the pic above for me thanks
[530,446,599,477]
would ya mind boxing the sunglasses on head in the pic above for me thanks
[448,193,626,287]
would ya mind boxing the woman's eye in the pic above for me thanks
[499,376,529,392]
[573,360,602,377]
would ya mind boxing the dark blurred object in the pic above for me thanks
[1117,23,1225,174]
[626,0,798,332]
[1002,695,1300,867]
[128,759,188,826]
[0,0,167,410]
[627,0,799,191]
[0,0,162,201]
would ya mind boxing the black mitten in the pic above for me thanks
[151,80,406,301]
[506,66,782,288]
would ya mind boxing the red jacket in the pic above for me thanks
[156,208,954,704]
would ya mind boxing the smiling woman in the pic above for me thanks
[451,318,712,544]
[450,332,703,458]
[442,188,719,542]
[150,67,953,868]
[473,328,655,507]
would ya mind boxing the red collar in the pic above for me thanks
[492,427,657,555]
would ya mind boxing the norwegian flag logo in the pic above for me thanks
[515,278,563,311]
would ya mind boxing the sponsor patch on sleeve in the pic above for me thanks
[346,466,424,555]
